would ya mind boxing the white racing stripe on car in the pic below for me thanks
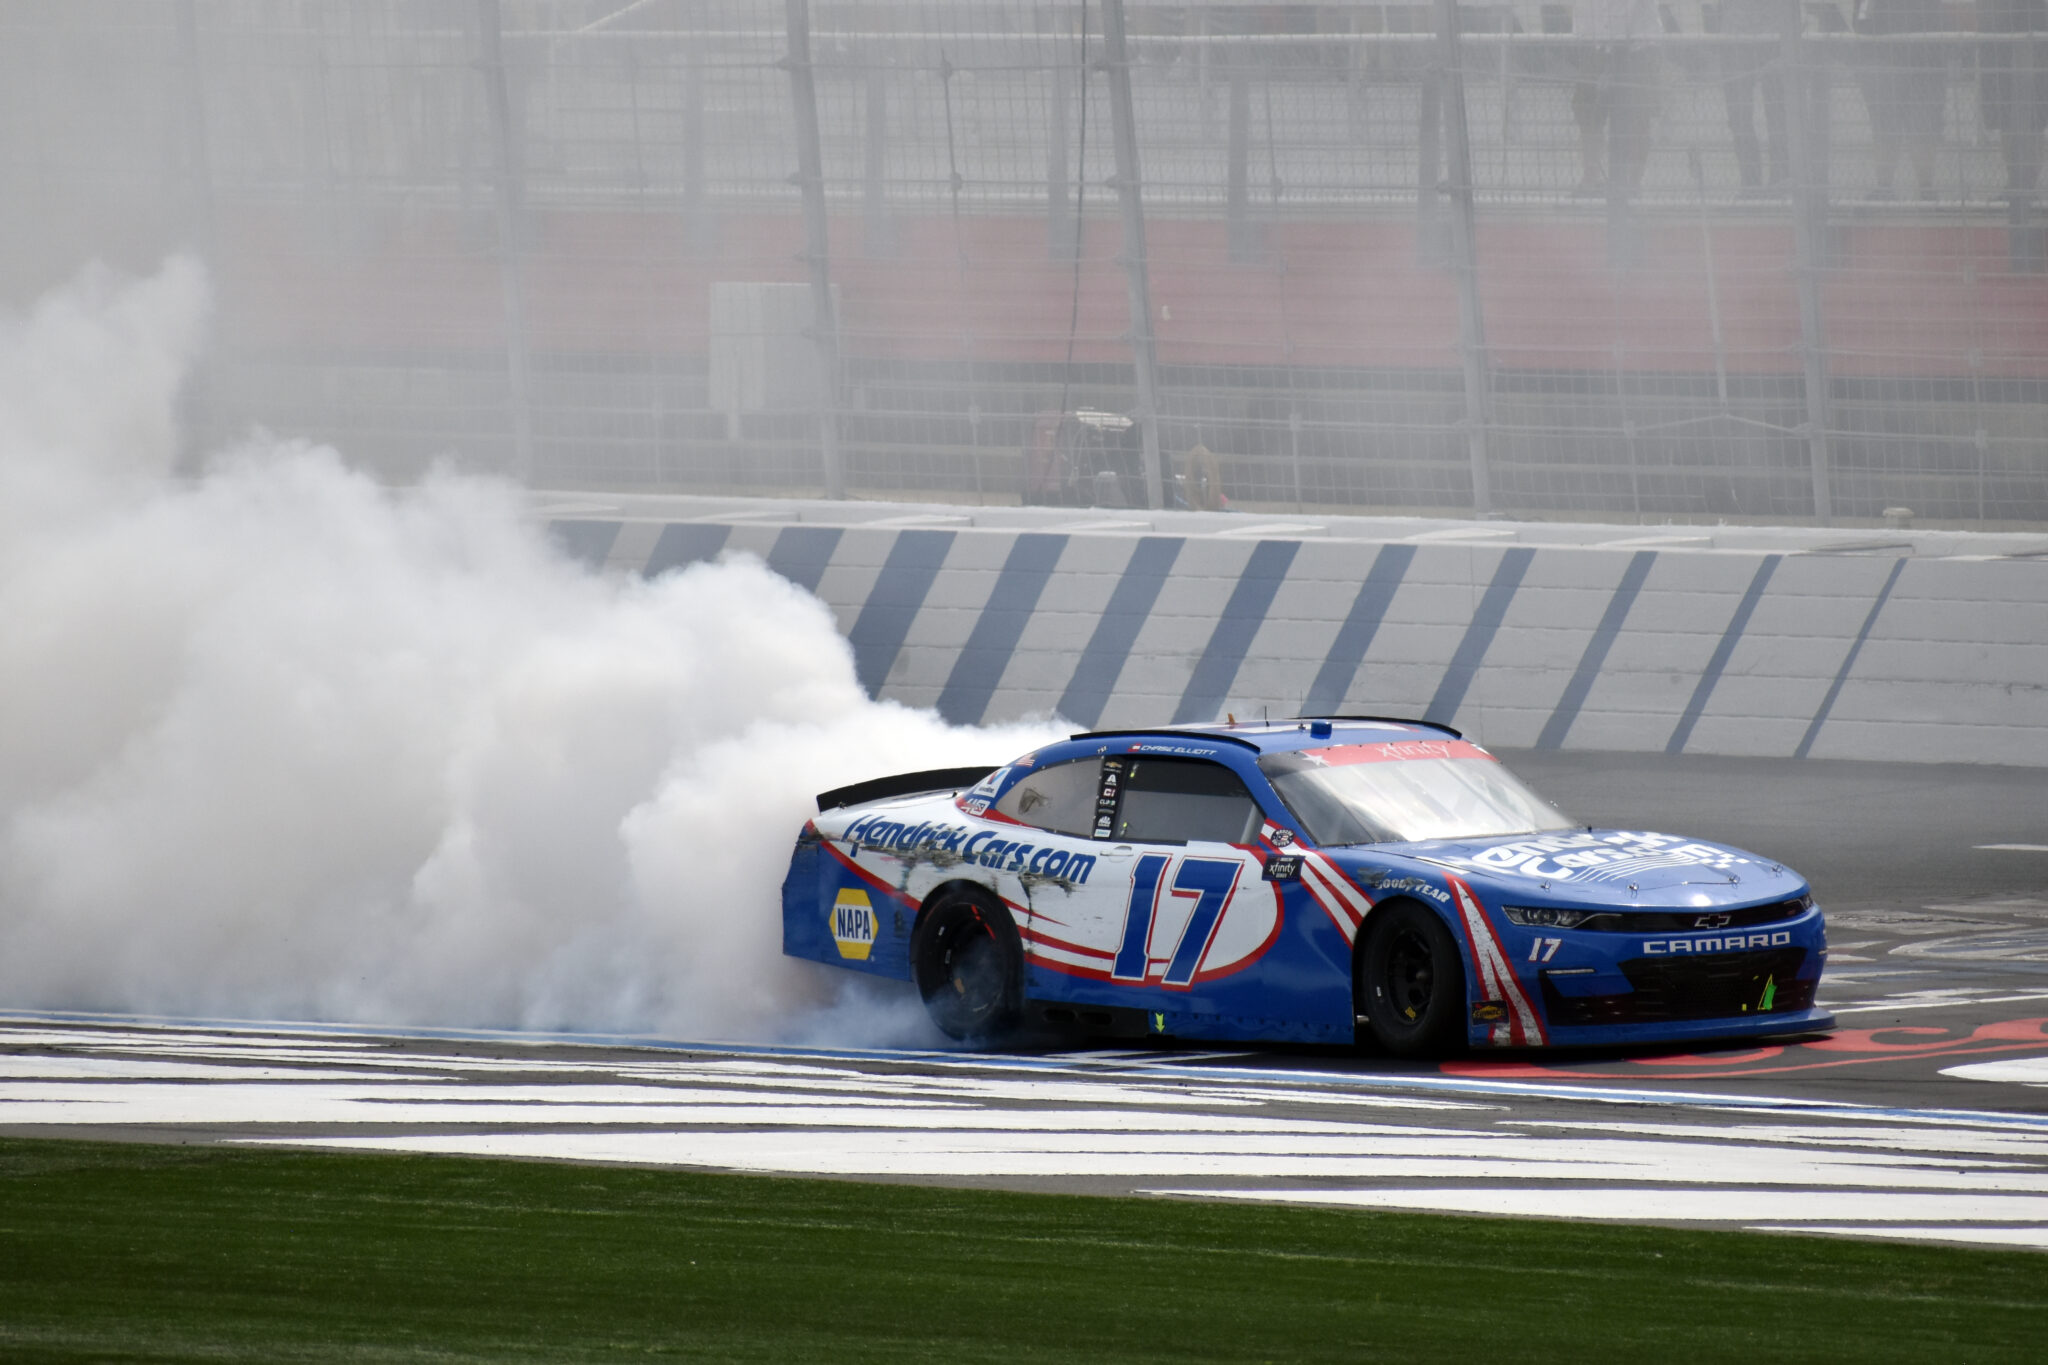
[8,1016,2048,1247]
[1022,940,1110,973]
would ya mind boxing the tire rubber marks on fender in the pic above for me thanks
[1448,875,1546,1048]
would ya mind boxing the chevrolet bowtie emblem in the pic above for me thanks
[1694,912,1733,929]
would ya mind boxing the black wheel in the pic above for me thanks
[1357,901,1465,1057]
[911,889,1024,1044]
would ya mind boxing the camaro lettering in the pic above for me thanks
[1643,930,1794,955]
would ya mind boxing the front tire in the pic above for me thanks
[911,889,1024,1044]
[1358,900,1465,1057]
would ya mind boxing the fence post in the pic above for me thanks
[1436,0,1493,516]
[1049,54,1075,259]
[475,0,534,480]
[683,43,711,251]
[864,61,892,256]
[1780,1,1833,522]
[1415,48,1445,265]
[783,0,845,499]
[1048,54,1072,259]
[1227,60,1256,261]
[1101,0,1165,511]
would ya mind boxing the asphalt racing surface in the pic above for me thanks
[3,752,2045,1250]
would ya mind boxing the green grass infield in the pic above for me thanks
[2,1136,2044,1362]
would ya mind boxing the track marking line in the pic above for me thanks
[1942,1058,2048,1086]
[1747,1225,2048,1249]
[1829,992,2048,1016]
[1148,1187,2048,1225]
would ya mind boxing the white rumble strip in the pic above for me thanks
[4,1014,2048,1251]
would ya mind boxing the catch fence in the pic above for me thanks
[4,0,2046,523]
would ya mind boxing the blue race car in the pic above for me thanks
[781,718,1832,1053]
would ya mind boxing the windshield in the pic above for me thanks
[1259,740,1573,845]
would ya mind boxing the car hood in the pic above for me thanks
[1332,828,1806,909]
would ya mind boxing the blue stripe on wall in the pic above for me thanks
[936,533,1070,727]
[1535,550,1658,750]
[1057,537,1185,729]
[547,520,621,570]
[848,530,957,698]
[1302,543,1416,716]
[1794,557,1909,760]
[1666,553,1782,755]
[1172,540,1302,725]
[642,523,731,578]
[765,526,844,594]
[1424,546,1536,728]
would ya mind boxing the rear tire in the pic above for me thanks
[1358,900,1465,1057]
[911,889,1024,1044]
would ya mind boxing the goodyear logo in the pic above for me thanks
[832,888,877,960]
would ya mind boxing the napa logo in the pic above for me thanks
[831,888,878,961]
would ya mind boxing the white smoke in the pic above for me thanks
[0,260,1061,1043]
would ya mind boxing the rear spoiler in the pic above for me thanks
[815,765,998,814]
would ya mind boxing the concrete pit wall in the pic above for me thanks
[546,500,2048,768]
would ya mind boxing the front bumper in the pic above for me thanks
[1478,903,1831,1049]
[1540,1005,1836,1050]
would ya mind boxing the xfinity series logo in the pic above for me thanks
[1643,930,1793,955]
[831,888,877,960]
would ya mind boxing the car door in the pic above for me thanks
[1107,756,1280,991]
[996,753,1284,993]
[1069,755,1280,994]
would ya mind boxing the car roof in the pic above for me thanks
[1066,717,1464,758]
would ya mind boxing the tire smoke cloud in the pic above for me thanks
[0,260,1060,1043]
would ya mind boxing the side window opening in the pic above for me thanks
[1114,757,1262,846]
[992,758,1101,837]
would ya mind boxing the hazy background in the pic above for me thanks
[4,0,2043,523]
[1,0,2042,1036]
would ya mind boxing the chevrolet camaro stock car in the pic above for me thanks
[781,718,1832,1053]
